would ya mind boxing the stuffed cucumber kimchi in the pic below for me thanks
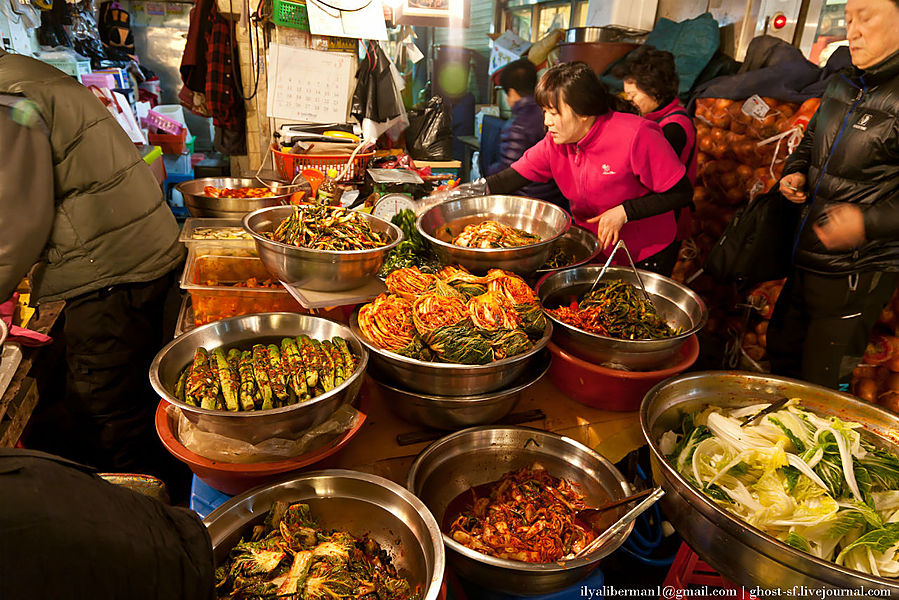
[660,399,899,578]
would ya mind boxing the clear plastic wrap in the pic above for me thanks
[167,403,363,463]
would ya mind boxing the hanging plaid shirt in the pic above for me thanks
[204,2,245,131]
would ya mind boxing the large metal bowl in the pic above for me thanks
[349,309,552,396]
[149,312,368,445]
[176,177,310,218]
[407,426,633,596]
[368,350,550,429]
[535,225,601,274]
[537,266,707,371]
[641,371,899,594]
[244,205,403,292]
[205,470,445,600]
[416,195,571,277]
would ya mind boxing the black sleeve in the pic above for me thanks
[485,167,532,195]
[622,174,693,221]
[661,123,688,157]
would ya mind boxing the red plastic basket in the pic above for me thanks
[271,144,374,182]
[663,543,759,599]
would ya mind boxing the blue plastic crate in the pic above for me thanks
[190,476,232,519]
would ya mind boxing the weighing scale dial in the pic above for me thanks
[372,193,416,221]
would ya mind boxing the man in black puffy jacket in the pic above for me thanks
[768,0,899,388]
[486,59,568,211]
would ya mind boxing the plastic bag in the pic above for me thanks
[703,189,801,287]
[405,96,452,161]
[169,404,364,463]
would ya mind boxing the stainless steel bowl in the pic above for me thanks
[407,426,633,596]
[535,225,601,274]
[176,177,310,218]
[642,371,899,594]
[349,309,552,396]
[149,312,368,445]
[416,195,571,277]
[244,205,403,292]
[205,470,445,600]
[368,350,550,429]
[537,266,707,371]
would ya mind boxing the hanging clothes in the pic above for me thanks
[180,0,245,154]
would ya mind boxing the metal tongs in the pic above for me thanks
[739,397,790,428]
[569,487,666,559]
[587,240,654,305]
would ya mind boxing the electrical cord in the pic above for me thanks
[307,0,372,16]
[227,0,263,101]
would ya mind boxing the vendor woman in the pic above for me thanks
[485,61,693,276]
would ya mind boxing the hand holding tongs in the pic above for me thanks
[587,240,654,305]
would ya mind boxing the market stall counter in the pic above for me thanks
[320,374,645,487]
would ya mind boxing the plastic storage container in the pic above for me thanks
[180,248,304,325]
[178,217,257,252]
[271,144,373,183]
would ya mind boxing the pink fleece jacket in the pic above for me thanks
[511,111,685,262]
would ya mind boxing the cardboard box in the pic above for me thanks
[488,30,532,76]
[475,105,501,138]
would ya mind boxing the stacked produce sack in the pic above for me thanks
[740,279,786,364]
[669,95,820,348]
[851,287,899,414]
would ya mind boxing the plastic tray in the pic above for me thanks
[180,248,304,326]
[178,217,257,252]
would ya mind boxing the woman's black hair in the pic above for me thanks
[535,61,616,116]
[611,45,680,108]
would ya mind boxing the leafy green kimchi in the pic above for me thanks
[215,501,421,599]
[660,399,899,578]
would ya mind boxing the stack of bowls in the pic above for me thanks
[537,265,706,410]
[351,311,552,429]
[149,312,368,493]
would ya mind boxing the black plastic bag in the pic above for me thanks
[405,96,452,161]
[704,189,801,287]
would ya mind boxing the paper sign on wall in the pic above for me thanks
[266,44,355,123]
[305,0,388,41]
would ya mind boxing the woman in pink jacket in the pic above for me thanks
[485,61,692,275]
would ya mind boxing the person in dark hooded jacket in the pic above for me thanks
[768,0,899,388]
[486,59,568,212]
[0,449,215,600]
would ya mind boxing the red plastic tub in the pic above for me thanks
[155,400,366,495]
[547,335,700,411]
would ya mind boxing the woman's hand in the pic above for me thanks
[813,203,866,250]
[587,205,627,250]
[779,173,807,203]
